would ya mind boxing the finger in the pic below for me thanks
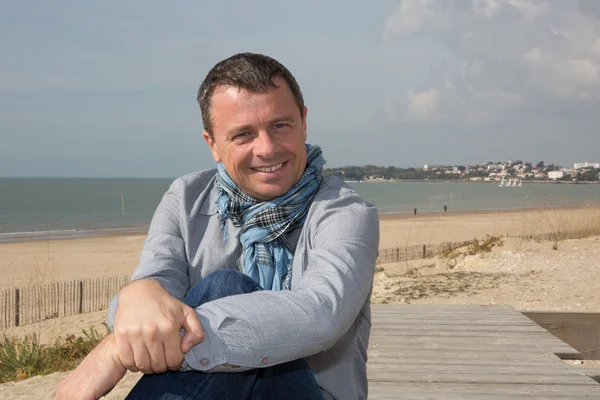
[147,337,168,373]
[115,333,138,372]
[180,307,204,353]
[164,330,184,371]
[132,340,152,374]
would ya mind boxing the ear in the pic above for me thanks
[302,106,308,140]
[202,130,222,163]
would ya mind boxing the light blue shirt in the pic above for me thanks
[107,169,380,400]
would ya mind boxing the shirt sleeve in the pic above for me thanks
[182,188,380,372]
[106,178,190,330]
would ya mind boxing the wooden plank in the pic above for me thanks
[523,312,600,360]
[367,369,597,384]
[371,316,548,324]
[582,368,600,382]
[368,347,578,361]
[367,355,561,366]
[368,342,575,355]
[370,335,572,347]
[368,383,600,399]
[370,323,544,332]
[367,363,594,379]
[369,336,575,354]
[371,304,516,313]
[370,328,567,337]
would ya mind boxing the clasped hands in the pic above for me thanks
[113,279,204,374]
[55,279,204,400]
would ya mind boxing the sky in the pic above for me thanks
[1,0,599,177]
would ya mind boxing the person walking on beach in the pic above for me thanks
[56,53,379,400]
[414,207,417,216]
[443,205,447,212]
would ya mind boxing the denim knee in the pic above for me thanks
[184,269,262,308]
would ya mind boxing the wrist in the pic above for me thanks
[120,278,166,300]
[103,334,127,373]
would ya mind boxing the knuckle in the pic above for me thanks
[167,355,184,369]
[158,323,175,336]
[123,361,137,370]
[116,326,139,340]
[154,364,168,374]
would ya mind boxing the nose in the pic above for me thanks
[254,131,278,158]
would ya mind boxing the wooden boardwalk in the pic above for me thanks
[367,304,600,399]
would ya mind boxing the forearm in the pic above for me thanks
[55,333,127,400]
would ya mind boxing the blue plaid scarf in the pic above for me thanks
[214,144,326,291]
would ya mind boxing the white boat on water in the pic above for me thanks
[500,177,523,187]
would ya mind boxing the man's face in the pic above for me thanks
[203,77,308,201]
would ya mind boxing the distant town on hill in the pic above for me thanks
[324,161,600,183]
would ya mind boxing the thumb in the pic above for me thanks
[181,307,204,353]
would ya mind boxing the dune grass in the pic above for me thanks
[0,324,109,383]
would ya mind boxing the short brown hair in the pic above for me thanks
[197,53,304,136]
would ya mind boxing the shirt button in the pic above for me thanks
[200,359,209,367]
[261,357,269,365]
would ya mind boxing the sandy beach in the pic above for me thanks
[1,205,600,398]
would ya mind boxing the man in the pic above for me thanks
[56,53,379,400]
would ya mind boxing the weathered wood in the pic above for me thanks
[367,304,600,398]
[14,287,20,326]
[78,280,83,314]
[523,311,600,360]
[368,382,600,399]
[371,304,515,312]
[582,368,600,383]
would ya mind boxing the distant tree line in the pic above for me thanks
[324,165,462,181]
[575,168,600,181]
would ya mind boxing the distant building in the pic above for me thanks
[423,164,428,171]
[574,162,600,169]
[548,171,564,180]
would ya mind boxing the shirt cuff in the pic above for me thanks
[180,311,251,372]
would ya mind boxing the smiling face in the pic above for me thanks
[203,77,308,201]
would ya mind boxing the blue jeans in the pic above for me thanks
[125,270,325,400]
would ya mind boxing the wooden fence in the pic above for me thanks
[376,241,458,264]
[1,276,130,329]
[376,225,600,265]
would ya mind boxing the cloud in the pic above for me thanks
[407,88,439,119]
[380,0,600,124]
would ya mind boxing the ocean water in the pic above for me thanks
[354,181,600,214]
[0,178,599,240]
[0,178,172,238]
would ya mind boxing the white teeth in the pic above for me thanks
[254,163,284,173]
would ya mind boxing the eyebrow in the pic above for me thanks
[269,115,296,124]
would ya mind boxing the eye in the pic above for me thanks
[274,123,289,129]
[233,132,251,140]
